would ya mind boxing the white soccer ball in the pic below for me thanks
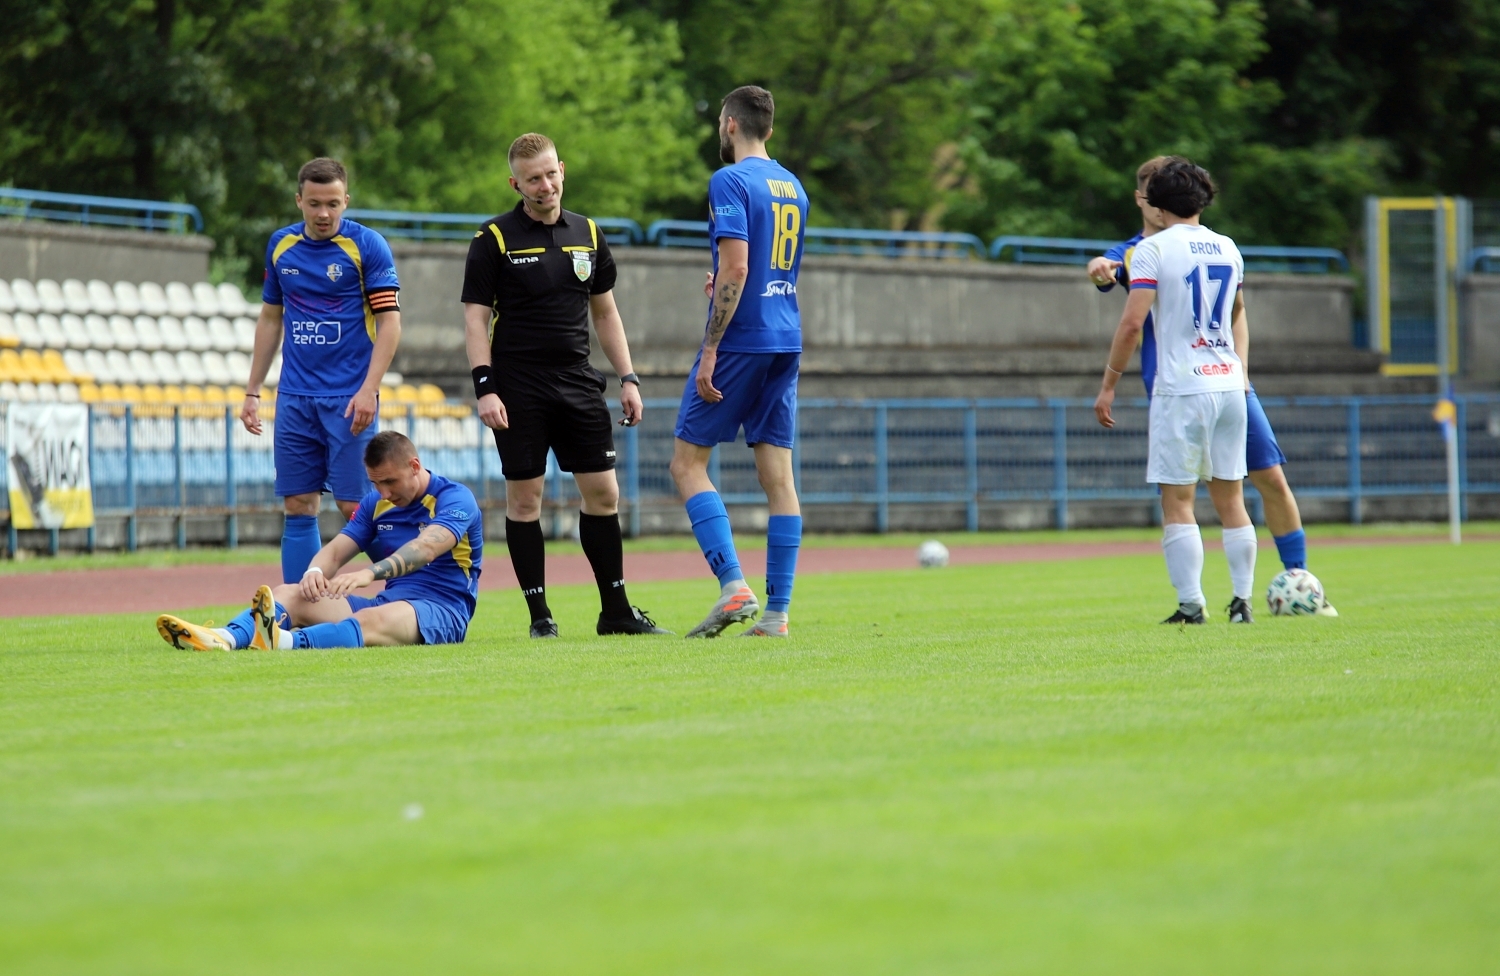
[1266,568,1326,616]
[917,539,950,568]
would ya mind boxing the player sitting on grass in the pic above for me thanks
[157,431,483,650]
[1093,157,1257,624]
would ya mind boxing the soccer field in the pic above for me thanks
[3,540,1498,974]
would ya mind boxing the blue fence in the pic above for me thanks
[0,187,203,234]
[345,209,644,246]
[4,395,1497,549]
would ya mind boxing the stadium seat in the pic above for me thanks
[233,317,257,352]
[41,349,71,382]
[382,371,403,387]
[86,315,115,349]
[153,350,184,385]
[118,383,142,402]
[183,316,212,352]
[181,383,204,403]
[84,349,111,382]
[226,350,251,380]
[37,314,68,350]
[113,281,142,316]
[0,313,18,348]
[217,282,249,317]
[157,315,187,352]
[199,350,233,386]
[18,349,46,381]
[225,384,246,403]
[14,313,43,348]
[128,350,159,384]
[15,381,38,401]
[62,279,91,314]
[0,280,14,313]
[10,279,41,314]
[140,383,164,403]
[138,281,168,316]
[57,382,79,403]
[35,382,58,402]
[134,315,163,351]
[61,314,90,349]
[77,382,100,403]
[191,281,220,316]
[106,349,134,384]
[161,384,184,404]
[177,349,206,383]
[63,349,91,381]
[201,384,226,404]
[108,316,139,350]
[36,279,66,314]
[87,279,117,315]
[165,282,195,317]
[418,383,446,403]
[0,380,17,400]
[392,384,420,404]
[97,382,121,401]
[264,355,282,387]
[0,349,20,382]
[207,316,237,352]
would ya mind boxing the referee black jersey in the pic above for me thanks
[460,202,617,369]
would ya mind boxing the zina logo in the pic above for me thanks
[761,280,796,298]
[326,264,343,282]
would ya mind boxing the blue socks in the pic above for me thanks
[1273,529,1308,570]
[686,491,743,587]
[281,514,321,584]
[765,514,802,613]
[293,618,364,649]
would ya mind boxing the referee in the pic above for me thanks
[462,132,669,638]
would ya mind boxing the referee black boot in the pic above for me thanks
[529,617,560,639]
[598,607,673,636]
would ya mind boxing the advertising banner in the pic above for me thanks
[5,403,94,529]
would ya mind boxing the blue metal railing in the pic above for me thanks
[988,236,1350,274]
[646,220,986,259]
[0,187,203,234]
[1240,246,1350,274]
[4,394,1496,550]
[990,236,1119,265]
[346,209,643,246]
[1468,246,1500,273]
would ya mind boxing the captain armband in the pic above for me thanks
[368,289,401,313]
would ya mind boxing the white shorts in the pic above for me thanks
[1146,391,1248,485]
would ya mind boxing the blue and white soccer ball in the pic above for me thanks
[1266,568,1326,616]
[917,539,950,568]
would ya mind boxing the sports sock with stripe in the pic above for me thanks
[1161,522,1206,609]
[281,514,322,584]
[578,512,632,619]
[221,599,281,649]
[1222,524,1259,599]
[686,491,744,588]
[1272,528,1307,570]
[293,618,364,649]
[764,514,801,613]
[506,517,552,623]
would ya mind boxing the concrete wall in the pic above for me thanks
[0,221,213,285]
[1462,273,1500,382]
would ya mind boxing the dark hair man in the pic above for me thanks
[240,157,403,586]
[461,133,667,638]
[668,85,806,638]
[1086,157,1334,614]
[1094,158,1259,624]
[157,431,483,650]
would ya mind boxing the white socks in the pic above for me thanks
[1222,525,1258,599]
[1162,523,1206,609]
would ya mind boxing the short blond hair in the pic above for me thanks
[1136,156,1170,190]
[508,133,557,169]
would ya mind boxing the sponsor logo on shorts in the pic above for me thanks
[604,450,617,458]
[326,263,343,282]
[761,280,796,297]
[1193,362,1237,376]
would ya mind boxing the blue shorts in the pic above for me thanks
[675,351,799,449]
[347,593,471,645]
[1245,388,1288,472]
[273,393,376,500]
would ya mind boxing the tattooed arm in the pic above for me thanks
[324,523,460,599]
[695,237,750,403]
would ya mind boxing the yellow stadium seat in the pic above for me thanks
[417,383,446,403]
[98,382,122,401]
[19,349,47,382]
[0,349,21,382]
[224,385,245,403]
[161,385,184,404]
[141,384,165,403]
[41,349,72,382]
[393,383,420,404]
[379,400,404,419]
[201,385,226,404]
[119,383,142,402]
[181,384,204,403]
[78,382,101,403]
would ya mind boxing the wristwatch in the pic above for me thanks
[620,372,640,387]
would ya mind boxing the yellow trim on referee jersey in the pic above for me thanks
[508,247,546,254]
[561,245,592,252]
[331,234,377,342]
[488,224,507,253]
[419,494,473,578]
[270,233,304,266]
[587,217,597,249]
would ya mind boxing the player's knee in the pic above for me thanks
[1250,465,1291,497]
[582,482,619,513]
[334,499,360,520]
[283,493,320,517]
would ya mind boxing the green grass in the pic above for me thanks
[3,542,1498,974]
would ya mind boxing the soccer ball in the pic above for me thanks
[1265,569,1326,616]
[917,539,950,568]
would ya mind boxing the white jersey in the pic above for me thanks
[1128,223,1245,396]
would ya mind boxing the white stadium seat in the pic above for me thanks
[106,349,134,383]
[0,280,14,313]
[57,382,80,403]
[37,314,68,349]
[183,315,212,351]
[207,316,237,352]
[63,349,90,379]
[36,279,66,314]
[177,350,207,385]
[61,313,91,349]
[15,381,38,401]
[217,282,249,317]
[233,317,257,352]
[200,351,234,386]
[10,279,41,314]
[226,351,251,380]
[165,282,195,317]
[113,281,142,316]
[85,349,112,383]
[133,315,163,351]
[157,316,187,352]
[137,281,168,316]
[192,281,220,316]
[0,381,17,400]
[86,314,115,349]
[152,350,183,385]
[87,279,117,315]
[109,315,140,350]
[62,279,91,314]
[264,354,282,387]
[128,350,159,384]
[382,371,403,387]
[35,381,58,402]
[0,313,17,346]
[14,313,43,348]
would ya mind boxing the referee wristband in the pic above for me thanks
[620,372,640,387]
[471,366,498,400]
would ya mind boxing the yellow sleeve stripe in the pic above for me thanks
[488,224,507,254]
[587,218,598,250]
[270,233,303,266]
[331,234,376,342]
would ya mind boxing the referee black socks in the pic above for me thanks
[578,512,632,620]
[505,517,552,624]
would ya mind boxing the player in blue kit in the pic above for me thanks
[1087,156,1333,610]
[670,86,805,638]
[240,158,403,585]
[156,431,482,650]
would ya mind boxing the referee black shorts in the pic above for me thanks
[492,362,616,481]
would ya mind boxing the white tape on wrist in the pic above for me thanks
[303,566,324,577]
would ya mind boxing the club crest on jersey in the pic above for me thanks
[326,263,343,282]
[572,252,592,281]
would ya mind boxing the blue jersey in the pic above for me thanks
[262,218,401,398]
[339,472,483,617]
[707,158,808,353]
[1097,232,1156,394]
